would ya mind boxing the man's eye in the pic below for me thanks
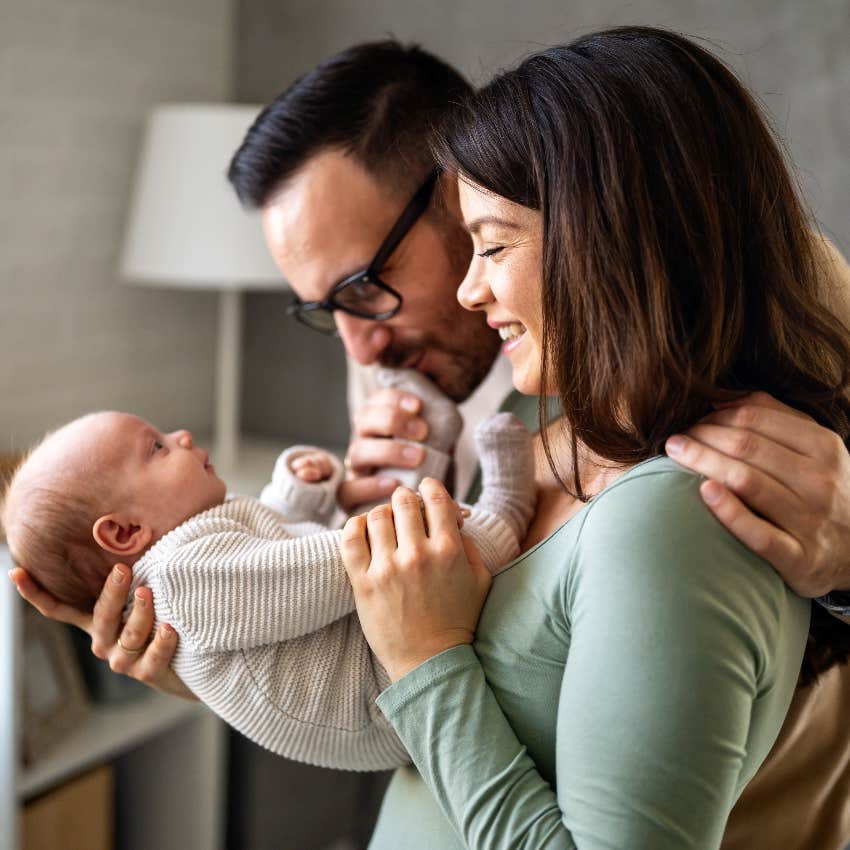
[477,247,504,259]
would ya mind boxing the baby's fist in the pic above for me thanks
[290,450,335,483]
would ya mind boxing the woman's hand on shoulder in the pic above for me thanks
[665,391,850,598]
[341,479,491,682]
[9,564,196,700]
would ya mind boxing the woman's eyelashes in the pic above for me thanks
[477,246,505,259]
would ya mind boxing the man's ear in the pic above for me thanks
[92,514,152,556]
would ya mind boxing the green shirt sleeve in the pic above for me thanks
[376,466,809,849]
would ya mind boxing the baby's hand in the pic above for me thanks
[290,450,336,483]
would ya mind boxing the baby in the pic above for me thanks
[2,373,535,771]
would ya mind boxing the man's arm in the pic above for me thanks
[666,235,850,599]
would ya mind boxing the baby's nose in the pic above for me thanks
[175,429,193,448]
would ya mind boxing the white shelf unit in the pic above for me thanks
[1,544,227,850]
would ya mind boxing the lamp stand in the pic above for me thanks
[214,290,242,474]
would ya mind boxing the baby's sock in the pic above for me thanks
[471,412,536,543]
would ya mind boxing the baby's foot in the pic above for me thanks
[473,413,536,542]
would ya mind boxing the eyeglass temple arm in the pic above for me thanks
[368,169,440,272]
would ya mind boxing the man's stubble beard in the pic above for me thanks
[379,326,501,403]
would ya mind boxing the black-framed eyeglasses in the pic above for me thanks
[286,169,440,335]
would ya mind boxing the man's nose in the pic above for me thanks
[174,429,193,449]
[457,259,492,312]
[334,312,393,366]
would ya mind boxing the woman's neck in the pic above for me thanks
[521,419,633,551]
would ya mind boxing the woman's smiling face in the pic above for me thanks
[456,176,546,395]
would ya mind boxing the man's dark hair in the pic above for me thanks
[228,40,472,207]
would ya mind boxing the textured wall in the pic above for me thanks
[237,0,850,450]
[0,0,233,451]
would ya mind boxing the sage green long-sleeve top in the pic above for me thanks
[368,456,810,849]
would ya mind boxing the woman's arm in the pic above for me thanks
[348,472,809,849]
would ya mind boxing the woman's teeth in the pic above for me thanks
[498,323,526,341]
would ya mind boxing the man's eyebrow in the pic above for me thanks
[464,216,521,235]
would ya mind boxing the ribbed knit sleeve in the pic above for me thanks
[137,497,354,652]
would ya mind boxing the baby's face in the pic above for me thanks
[64,412,227,540]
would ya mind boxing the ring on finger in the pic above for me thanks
[117,635,145,655]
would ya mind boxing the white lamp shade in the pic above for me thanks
[120,103,284,289]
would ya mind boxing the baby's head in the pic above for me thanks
[1,411,227,611]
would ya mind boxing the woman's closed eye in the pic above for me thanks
[477,246,504,259]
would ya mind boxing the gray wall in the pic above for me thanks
[0,0,233,451]
[238,0,850,449]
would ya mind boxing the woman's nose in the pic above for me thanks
[174,429,193,448]
[457,258,493,312]
[334,312,392,366]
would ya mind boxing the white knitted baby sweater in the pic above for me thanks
[128,414,534,771]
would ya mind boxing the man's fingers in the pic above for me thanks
[337,476,399,513]
[714,391,814,422]
[666,433,802,528]
[9,567,91,631]
[690,404,825,458]
[353,401,428,442]
[346,437,425,473]
[698,480,808,592]
[682,423,807,480]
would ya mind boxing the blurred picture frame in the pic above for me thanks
[21,605,90,766]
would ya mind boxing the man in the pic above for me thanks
[14,39,850,847]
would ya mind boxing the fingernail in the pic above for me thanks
[666,435,686,455]
[377,477,399,491]
[112,566,126,584]
[400,396,419,413]
[402,446,424,464]
[701,480,723,504]
[161,624,173,638]
[134,589,146,607]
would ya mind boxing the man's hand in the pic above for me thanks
[338,387,429,512]
[665,392,850,598]
[9,564,196,700]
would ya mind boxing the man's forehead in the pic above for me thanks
[261,150,401,299]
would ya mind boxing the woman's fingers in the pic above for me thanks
[391,486,427,545]
[419,478,461,548]
[108,586,154,673]
[9,567,91,632]
[366,503,399,560]
[341,515,371,578]
[90,564,135,658]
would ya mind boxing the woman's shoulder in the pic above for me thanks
[566,456,809,658]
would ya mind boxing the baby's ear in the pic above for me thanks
[92,514,152,556]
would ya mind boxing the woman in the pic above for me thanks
[342,27,850,848]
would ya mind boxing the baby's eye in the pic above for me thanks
[153,440,164,452]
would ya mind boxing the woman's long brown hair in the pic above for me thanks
[435,26,850,687]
